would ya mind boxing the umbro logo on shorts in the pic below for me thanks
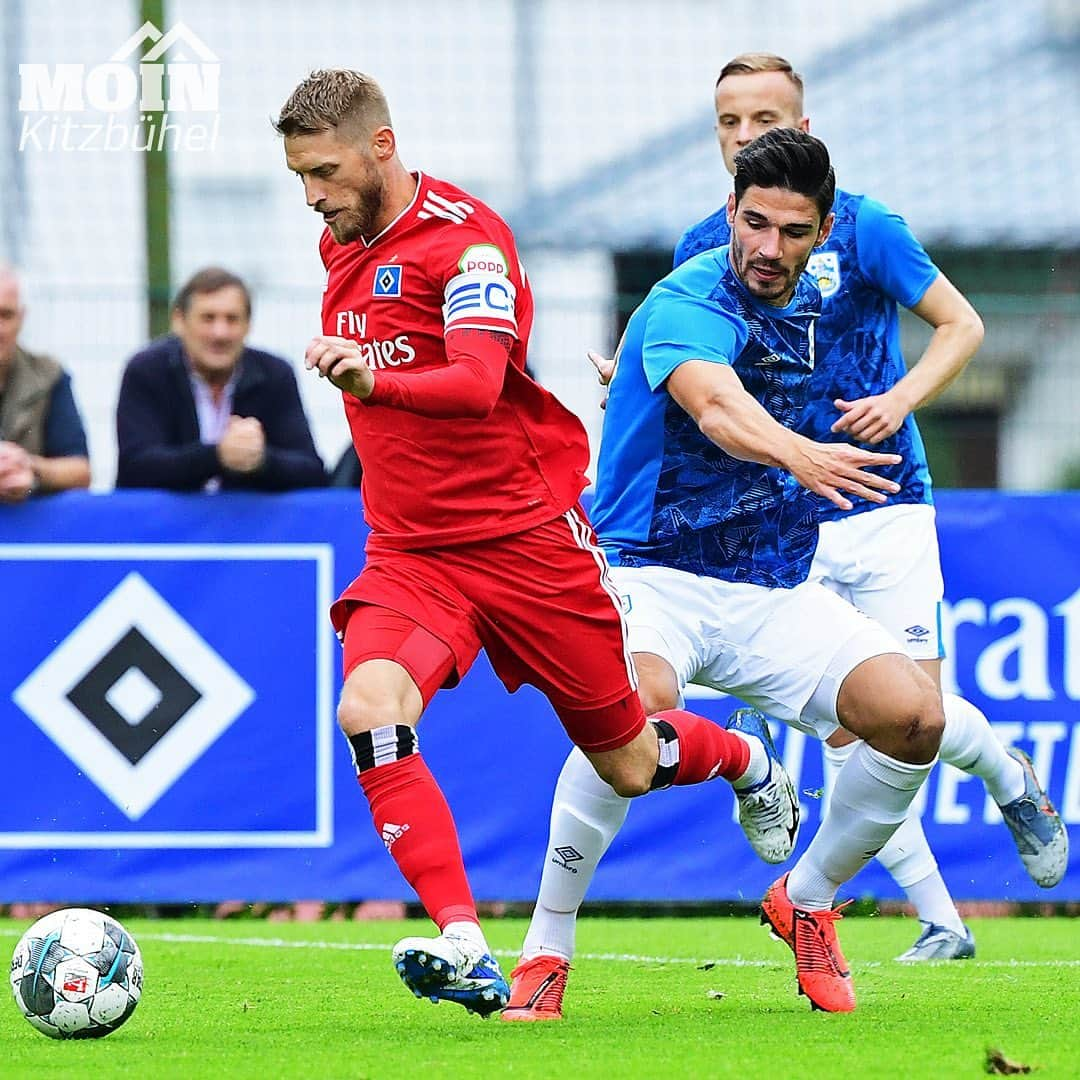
[905,624,930,640]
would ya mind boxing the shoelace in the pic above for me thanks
[796,901,852,975]
[739,776,791,826]
[509,957,568,981]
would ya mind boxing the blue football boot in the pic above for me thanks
[896,922,976,962]
[392,932,509,1018]
[725,708,800,863]
[998,747,1068,888]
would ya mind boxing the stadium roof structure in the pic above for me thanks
[509,0,1080,250]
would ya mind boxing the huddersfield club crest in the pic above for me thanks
[807,251,841,298]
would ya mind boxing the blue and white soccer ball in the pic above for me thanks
[9,908,143,1039]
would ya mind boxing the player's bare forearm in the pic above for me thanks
[895,314,984,411]
[669,361,805,469]
[305,336,375,400]
[667,361,900,511]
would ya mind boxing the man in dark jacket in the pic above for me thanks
[116,267,326,491]
[0,265,91,502]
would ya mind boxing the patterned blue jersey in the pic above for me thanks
[591,247,820,589]
[675,189,938,520]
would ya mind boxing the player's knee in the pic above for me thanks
[337,679,411,736]
[588,738,655,798]
[633,653,680,717]
[594,759,652,799]
[638,683,679,717]
[884,674,944,764]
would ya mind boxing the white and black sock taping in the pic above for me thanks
[649,718,680,790]
[347,724,418,775]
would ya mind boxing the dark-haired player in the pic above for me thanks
[507,128,947,1016]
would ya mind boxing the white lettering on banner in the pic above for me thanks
[1063,724,1080,823]
[935,765,973,824]
[1054,585,1080,700]
[977,599,1054,701]
[941,597,1055,701]
[767,718,1080,826]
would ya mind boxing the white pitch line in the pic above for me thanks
[3,928,1079,968]
[114,932,1080,969]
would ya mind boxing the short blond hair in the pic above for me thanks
[716,53,804,109]
[275,69,392,137]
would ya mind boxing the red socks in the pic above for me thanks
[357,754,478,930]
[652,708,750,786]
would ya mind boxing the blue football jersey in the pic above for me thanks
[675,189,939,519]
[591,246,820,589]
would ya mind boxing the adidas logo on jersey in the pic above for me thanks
[381,822,410,850]
[418,191,475,225]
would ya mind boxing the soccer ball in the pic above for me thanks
[9,908,143,1039]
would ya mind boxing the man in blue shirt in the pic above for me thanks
[671,53,1064,960]
[509,58,1066,1016]
[508,127,951,1016]
[507,80,1067,1017]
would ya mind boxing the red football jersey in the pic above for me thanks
[320,172,590,549]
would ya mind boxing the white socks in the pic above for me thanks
[939,693,1025,805]
[731,730,771,789]
[788,742,933,911]
[822,740,964,934]
[904,873,965,936]
[520,748,629,962]
[443,919,490,964]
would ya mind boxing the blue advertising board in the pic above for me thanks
[0,491,1076,902]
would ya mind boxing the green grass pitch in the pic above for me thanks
[2,915,1077,1078]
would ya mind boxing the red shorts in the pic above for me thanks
[332,505,645,753]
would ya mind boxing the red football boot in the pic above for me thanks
[500,955,570,1022]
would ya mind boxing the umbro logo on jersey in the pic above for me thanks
[755,353,782,365]
[417,191,475,225]
[381,821,410,850]
[373,264,402,298]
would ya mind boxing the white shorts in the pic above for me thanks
[610,564,903,741]
[809,503,944,661]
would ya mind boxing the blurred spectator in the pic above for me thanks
[0,265,91,503]
[330,443,362,487]
[116,267,326,491]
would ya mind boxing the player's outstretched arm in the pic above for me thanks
[668,360,901,512]
[831,274,984,444]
